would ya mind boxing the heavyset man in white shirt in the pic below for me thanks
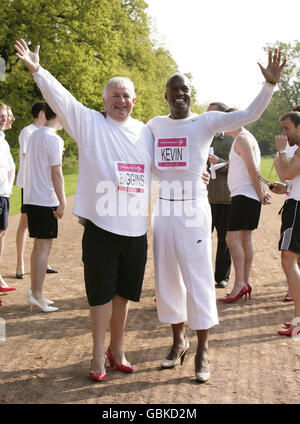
[0,103,16,297]
[14,38,153,381]
[147,50,285,382]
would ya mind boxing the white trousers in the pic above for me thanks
[152,198,219,330]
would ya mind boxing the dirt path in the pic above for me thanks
[0,187,299,404]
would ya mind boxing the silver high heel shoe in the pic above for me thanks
[28,292,58,313]
[28,289,54,306]
[195,359,210,383]
[161,339,190,369]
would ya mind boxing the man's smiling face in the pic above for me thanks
[165,74,193,119]
[103,83,135,122]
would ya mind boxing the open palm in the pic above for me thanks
[258,49,286,84]
[14,39,40,73]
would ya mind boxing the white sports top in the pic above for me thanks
[228,129,261,201]
[147,83,273,200]
[0,131,15,197]
[16,123,38,188]
[33,67,153,237]
[23,126,64,206]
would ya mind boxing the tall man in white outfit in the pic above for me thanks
[14,39,153,381]
[147,50,286,382]
[24,103,66,313]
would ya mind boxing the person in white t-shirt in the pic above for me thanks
[14,38,153,382]
[15,101,46,278]
[24,103,66,314]
[15,101,59,279]
[0,103,16,298]
[147,50,285,383]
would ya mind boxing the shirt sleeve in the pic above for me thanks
[47,136,64,167]
[32,67,93,144]
[204,83,275,134]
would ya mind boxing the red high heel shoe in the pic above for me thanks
[0,286,16,293]
[219,286,248,303]
[106,347,134,373]
[247,283,252,299]
[89,360,107,381]
[278,326,300,337]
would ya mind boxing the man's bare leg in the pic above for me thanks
[16,213,28,275]
[109,295,131,365]
[90,301,113,374]
[30,238,52,305]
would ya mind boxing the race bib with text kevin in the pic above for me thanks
[155,137,189,170]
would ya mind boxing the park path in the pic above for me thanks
[0,187,299,404]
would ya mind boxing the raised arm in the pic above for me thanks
[14,39,89,142]
[206,50,286,134]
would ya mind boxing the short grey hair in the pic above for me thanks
[102,77,136,99]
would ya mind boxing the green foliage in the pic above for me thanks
[0,0,178,157]
[248,41,300,155]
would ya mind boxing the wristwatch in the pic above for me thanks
[277,149,286,154]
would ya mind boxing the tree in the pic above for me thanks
[248,41,300,155]
[0,0,178,167]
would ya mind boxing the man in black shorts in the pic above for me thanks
[271,111,300,337]
[23,103,66,313]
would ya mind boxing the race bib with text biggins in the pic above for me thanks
[115,162,145,194]
[155,137,189,170]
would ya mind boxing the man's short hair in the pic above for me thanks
[208,102,230,112]
[166,73,192,89]
[292,104,300,113]
[31,101,46,119]
[44,103,57,121]
[102,77,136,99]
[0,102,7,111]
[280,111,300,127]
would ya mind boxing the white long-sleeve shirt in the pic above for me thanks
[33,67,153,237]
[147,83,274,200]
[0,131,15,197]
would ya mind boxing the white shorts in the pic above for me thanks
[152,198,219,330]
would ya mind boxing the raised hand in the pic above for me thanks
[257,49,286,85]
[14,39,40,73]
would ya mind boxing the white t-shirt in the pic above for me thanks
[0,131,15,197]
[286,143,298,159]
[23,126,64,206]
[228,129,261,201]
[33,67,153,237]
[16,123,38,188]
[147,83,274,200]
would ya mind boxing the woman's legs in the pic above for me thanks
[109,295,131,365]
[226,230,247,296]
